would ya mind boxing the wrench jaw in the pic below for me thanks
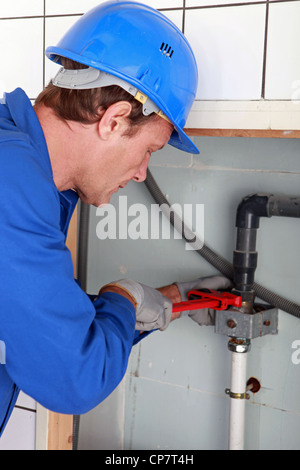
[172,289,242,314]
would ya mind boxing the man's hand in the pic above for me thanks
[156,284,182,321]
[99,275,232,332]
[174,275,232,325]
[99,279,172,331]
[158,275,232,326]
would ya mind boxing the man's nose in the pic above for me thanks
[132,155,150,182]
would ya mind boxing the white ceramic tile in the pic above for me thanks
[161,9,183,31]
[0,408,36,450]
[142,0,183,9]
[185,5,266,100]
[44,16,81,86]
[46,0,103,16]
[0,0,43,18]
[46,0,183,16]
[0,18,43,98]
[265,2,300,100]
[186,0,260,6]
[16,392,36,411]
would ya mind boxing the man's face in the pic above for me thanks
[77,117,173,207]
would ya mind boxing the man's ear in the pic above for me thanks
[98,101,132,140]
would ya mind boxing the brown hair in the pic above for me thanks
[35,58,158,134]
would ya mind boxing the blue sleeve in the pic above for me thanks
[133,330,153,345]
[88,293,154,345]
[0,140,136,414]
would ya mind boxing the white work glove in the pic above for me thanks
[174,275,232,326]
[101,279,173,331]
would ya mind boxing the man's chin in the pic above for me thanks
[85,190,116,207]
[96,201,110,208]
[95,194,113,208]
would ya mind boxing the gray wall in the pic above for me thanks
[78,136,300,450]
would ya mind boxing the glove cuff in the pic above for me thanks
[100,279,143,308]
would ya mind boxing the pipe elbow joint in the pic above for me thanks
[235,193,271,229]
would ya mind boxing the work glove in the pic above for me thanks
[100,279,173,331]
[174,275,232,326]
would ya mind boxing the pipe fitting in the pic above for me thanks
[233,193,300,310]
[231,289,255,313]
[228,338,251,353]
[235,193,270,229]
[225,388,250,400]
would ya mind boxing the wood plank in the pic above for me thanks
[66,205,78,276]
[185,128,300,138]
[46,206,78,450]
[48,412,73,450]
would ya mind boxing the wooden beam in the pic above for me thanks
[46,206,78,450]
[185,128,300,138]
[47,412,73,450]
[66,206,78,274]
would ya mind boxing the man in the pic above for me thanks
[0,1,229,436]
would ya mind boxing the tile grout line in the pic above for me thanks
[43,0,46,90]
[127,373,300,415]
[0,0,300,20]
[261,1,270,98]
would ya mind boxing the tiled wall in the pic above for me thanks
[1,0,300,101]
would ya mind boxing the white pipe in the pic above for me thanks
[228,351,248,450]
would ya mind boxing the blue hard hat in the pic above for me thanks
[46,1,199,154]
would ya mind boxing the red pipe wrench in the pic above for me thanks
[172,289,242,313]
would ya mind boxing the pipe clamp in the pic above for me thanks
[225,388,250,400]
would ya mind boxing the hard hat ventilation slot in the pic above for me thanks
[160,42,174,58]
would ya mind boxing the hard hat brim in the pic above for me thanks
[169,128,199,155]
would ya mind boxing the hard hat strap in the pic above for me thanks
[52,66,171,124]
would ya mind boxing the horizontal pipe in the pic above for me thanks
[236,193,300,229]
[268,195,300,219]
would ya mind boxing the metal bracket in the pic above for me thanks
[215,307,278,339]
[225,388,250,400]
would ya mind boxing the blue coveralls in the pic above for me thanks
[0,88,142,436]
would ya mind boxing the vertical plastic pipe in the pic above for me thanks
[228,351,248,450]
